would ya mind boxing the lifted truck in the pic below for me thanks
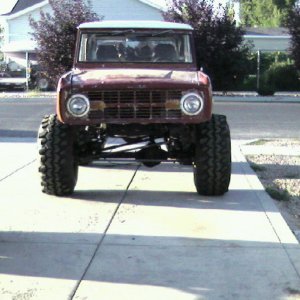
[38,20,231,196]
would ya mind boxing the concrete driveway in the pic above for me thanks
[0,138,299,300]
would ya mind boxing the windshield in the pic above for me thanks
[78,30,193,63]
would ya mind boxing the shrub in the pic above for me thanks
[257,62,299,95]
[231,75,257,91]
[264,61,300,91]
[247,51,291,75]
[237,53,297,94]
[257,80,276,96]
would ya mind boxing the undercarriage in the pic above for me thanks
[76,123,195,167]
[38,114,231,197]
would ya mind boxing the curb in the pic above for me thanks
[214,95,300,103]
[0,92,56,99]
[233,142,299,246]
[241,145,300,156]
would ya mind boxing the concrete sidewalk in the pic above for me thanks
[0,139,299,299]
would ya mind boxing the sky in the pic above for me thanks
[0,0,227,15]
[0,0,17,14]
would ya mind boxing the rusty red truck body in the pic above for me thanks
[38,21,231,197]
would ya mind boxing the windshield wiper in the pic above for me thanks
[152,30,175,37]
[111,29,135,36]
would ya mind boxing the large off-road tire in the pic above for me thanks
[38,114,78,196]
[193,114,231,196]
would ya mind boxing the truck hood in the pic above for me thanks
[71,68,201,90]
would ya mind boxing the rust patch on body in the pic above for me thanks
[90,101,106,111]
[165,100,180,110]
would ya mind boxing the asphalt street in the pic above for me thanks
[214,101,300,139]
[0,97,56,138]
[0,96,300,139]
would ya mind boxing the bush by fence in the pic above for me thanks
[265,62,299,91]
[230,52,300,94]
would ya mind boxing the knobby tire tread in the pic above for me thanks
[38,114,78,196]
[194,114,231,196]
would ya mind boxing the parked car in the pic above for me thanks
[0,72,26,91]
[37,20,231,197]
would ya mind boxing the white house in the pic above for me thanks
[244,27,291,52]
[0,0,165,65]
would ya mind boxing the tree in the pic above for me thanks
[29,0,101,85]
[164,0,251,90]
[286,5,300,70]
[241,0,281,27]
[241,0,297,27]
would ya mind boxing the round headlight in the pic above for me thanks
[180,93,203,116]
[67,94,90,117]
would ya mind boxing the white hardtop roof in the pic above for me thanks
[78,21,193,31]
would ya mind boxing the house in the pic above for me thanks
[244,27,291,52]
[0,0,165,65]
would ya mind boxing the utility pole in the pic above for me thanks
[25,51,29,91]
[257,49,261,90]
